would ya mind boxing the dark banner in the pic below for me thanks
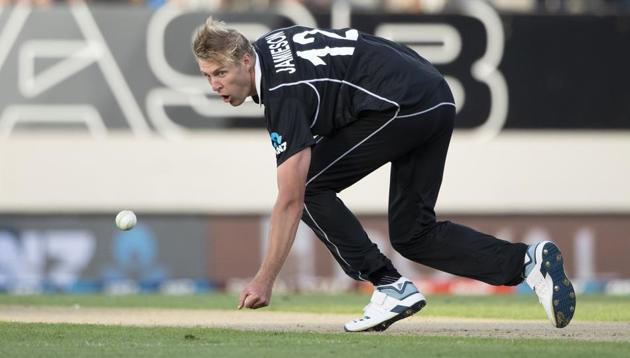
[344,13,630,130]
[0,3,628,141]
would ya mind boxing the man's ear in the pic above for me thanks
[242,53,253,69]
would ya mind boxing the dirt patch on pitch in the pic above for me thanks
[1,305,628,342]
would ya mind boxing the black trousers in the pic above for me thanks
[301,92,527,286]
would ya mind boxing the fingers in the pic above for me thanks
[256,300,269,309]
[237,282,271,310]
[237,292,268,309]
[238,290,260,310]
[244,294,259,309]
[237,290,247,309]
[249,296,269,309]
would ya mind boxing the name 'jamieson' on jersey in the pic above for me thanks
[252,25,452,166]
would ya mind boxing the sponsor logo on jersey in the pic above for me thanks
[265,31,296,74]
[270,132,287,155]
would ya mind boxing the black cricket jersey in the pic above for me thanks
[252,25,449,166]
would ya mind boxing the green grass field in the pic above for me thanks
[2,292,629,321]
[2,322,629,358]
[1,293,629,357]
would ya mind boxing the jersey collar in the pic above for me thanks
[253,48,263,106]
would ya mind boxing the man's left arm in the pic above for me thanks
[238,146,311,309]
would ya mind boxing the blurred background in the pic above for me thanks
[0,0,629,297]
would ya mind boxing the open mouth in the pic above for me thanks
[221,95,230,103]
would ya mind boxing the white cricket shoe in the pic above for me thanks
[344,277,426,332]
[524,241,576,328]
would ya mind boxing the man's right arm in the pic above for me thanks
[238,147,311,309]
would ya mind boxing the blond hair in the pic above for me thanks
[192,17,253,64]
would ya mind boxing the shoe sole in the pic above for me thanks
[345,299,427,333]
[540,242,576,328]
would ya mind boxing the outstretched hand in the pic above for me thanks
[237,277,273,309]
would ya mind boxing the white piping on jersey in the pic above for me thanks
[269,78,399,107]
[395,102,456,118]
[303,203,366,281]
[272,78,400,186]
[304,82,321,128]
[253,50,263,107]
[270,78,453,186]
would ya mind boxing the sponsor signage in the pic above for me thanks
[1,3,628,141]
[2,214,628,293]
[0,215,208,293]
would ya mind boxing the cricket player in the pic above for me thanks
[192,18,576,331]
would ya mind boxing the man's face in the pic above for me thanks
[198,54,254,107]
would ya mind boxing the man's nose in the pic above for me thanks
[211,78,222,92]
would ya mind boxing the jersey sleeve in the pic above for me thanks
[265,85,317,166]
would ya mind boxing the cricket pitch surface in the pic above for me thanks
[1,305,628,342]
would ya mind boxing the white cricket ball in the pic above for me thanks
[115,210,137,231]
